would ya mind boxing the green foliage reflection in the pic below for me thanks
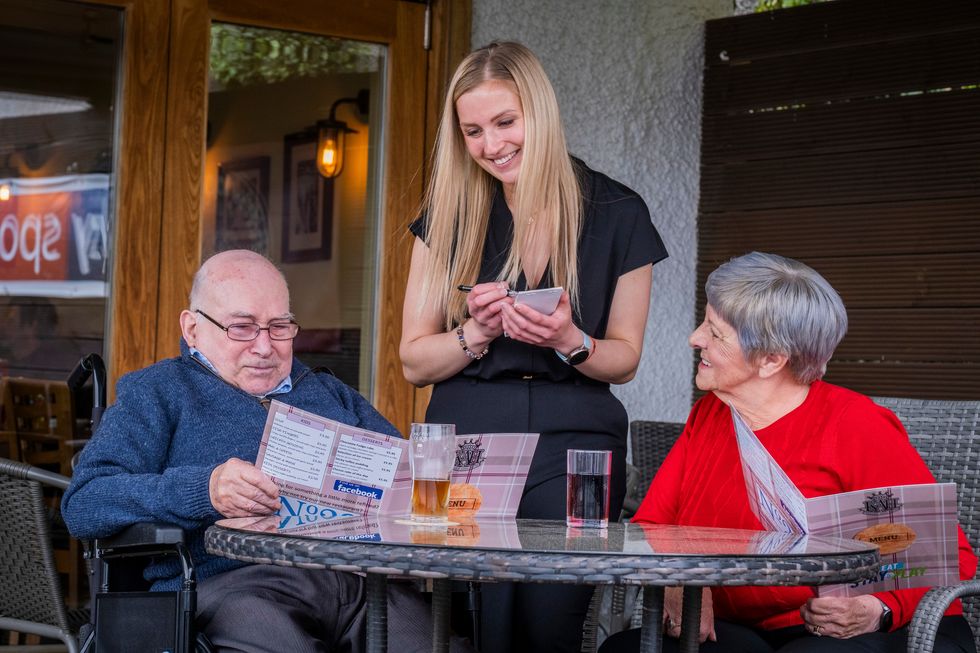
[209,24,381,88]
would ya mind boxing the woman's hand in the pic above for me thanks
[499,290,578,351]
[799,595,883,638]
[663,587,716,643]
[465,282,513,340]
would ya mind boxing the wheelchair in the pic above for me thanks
[80,523,213,653]
[0,459,212,653]
[1,354,212,653]
[72,354,213,653]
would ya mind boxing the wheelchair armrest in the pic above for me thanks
[94,522,188,560]
[91,522,197,593]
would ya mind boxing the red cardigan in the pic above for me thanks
[633,381,978,631]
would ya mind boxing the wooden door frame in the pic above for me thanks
[154,0,470,433]
[87,0,171,394]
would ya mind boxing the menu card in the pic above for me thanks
[255,400,539,528]
[732,406,959,596]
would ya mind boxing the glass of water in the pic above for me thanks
[566,449,611,529]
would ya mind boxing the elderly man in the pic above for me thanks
[64,250,466,652]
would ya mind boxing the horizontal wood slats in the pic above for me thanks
[809,256,980,310]
[698,0,980,400]
[700,141,980,212]
[836,309,980,361]
[698,199,980,258]
[699,254,980,311]
[703,30,980,113]
[702,91,980,162]
[704,0,980,63]
[824,364,977,401]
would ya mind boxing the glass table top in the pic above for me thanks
[214,515,878,559]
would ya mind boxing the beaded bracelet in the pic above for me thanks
[456,325,489,360]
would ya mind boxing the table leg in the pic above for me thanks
[367,574,388,653]
[432,578,451,653]
[679,587,702,653]
[639,586,664,653]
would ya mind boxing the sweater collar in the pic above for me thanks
[179,338,297,397]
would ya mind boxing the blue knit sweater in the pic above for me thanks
[62,341,399,591]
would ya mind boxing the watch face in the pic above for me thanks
[567,347,590,365]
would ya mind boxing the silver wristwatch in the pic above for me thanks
[555,330,593,366]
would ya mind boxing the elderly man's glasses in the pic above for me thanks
[195,309,300,341]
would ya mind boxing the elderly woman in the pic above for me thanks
[600,252,977,653]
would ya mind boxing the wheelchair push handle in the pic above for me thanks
[67,353,108,432]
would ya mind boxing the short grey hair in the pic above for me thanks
[705,252,847,385]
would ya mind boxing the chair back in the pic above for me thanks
[873,396,980,645]
[0,456,75,647]
[629,420,684,495]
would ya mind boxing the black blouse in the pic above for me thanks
[409,160,668,384]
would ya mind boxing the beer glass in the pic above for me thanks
[409,423,456,523]
[566,449,611,528]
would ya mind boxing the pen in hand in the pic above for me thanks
[457,284,517,297]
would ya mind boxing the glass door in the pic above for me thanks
[0,0,123,380]
[202,24,386,393]
[157,0,461,432]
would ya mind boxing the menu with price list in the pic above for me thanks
[255,400,538,528]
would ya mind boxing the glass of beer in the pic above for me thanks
[566,449,611,529]
[409,423,456,523]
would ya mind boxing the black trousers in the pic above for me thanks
[598,616,976,653]
[479,472,626,653]
[428,376,629,653]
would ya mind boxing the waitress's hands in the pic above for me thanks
[663,587,716,643]
[465,282,513,340]
[499,291,579,352]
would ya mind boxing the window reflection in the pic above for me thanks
[205,24,385,394]
[0,0,122,381]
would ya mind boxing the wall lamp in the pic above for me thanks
[315,89,369,179]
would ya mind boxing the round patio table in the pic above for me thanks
[206,516,879,653]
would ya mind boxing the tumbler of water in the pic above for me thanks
[566,449,611,528]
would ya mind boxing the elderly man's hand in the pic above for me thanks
[799,595,883,638]
[209,458,281,518]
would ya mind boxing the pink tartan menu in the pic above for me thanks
[731,406,959,596]
[254,400,538,528]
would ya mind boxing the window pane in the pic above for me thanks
[205,23,386,394]
[0,0,122,380]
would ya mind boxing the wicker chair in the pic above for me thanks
[587,401,980,652]
[871,397,980,653]
[620,421,685,520]
[0,456,85,652]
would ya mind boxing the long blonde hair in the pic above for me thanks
[419,41,583,330]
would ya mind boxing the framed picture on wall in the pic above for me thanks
[215,156,270,255]
[282,130,334,263]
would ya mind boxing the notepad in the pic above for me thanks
[513,286,562,315]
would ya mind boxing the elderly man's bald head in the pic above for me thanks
[180,250,295,396]
[190,250,289,310]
